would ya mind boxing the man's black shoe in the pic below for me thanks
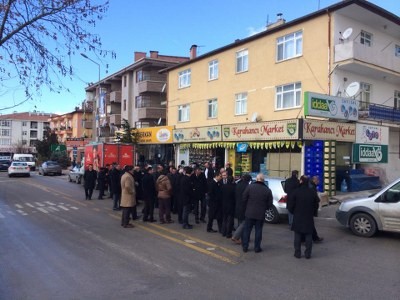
[195,219,200,224]
[207,229,217,233]
[183,224,193,229]
[313,237,324,243]
[200,219,206,223]
[254,248,263,253]
[294,252,301,259]
[242,248,248,253]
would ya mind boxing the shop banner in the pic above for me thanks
[136,126,173,144]
[66,137,89,148]
[304,92,359,121]
[303,120,356,142]
[356,123,389,145]
[173,126,222,143]
[119,144,134,166]
[222,119,299,141]
[352,144,388,163]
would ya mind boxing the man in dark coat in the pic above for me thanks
[167,166,179,214]
[109,164,122,210]
[221,176,236,238]
[225,162,234,177]
[207,172,223,233]
[180,166,194,229]
[309,176,324,243]
[285,170,300,226]
[287,175,320,259]
[142,166,157,222]
[191,167,208,224]
[241,173,273,253]
[97,167,107,199]
[231,174,252,243]
[83,164,97,200]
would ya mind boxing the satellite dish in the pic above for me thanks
[251,112,259,122]
[345,81,360,97]
[342,27,353,40]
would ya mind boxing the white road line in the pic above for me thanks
[15,204,24,209]
[70,206,79,210]
[17,210,28,216]
[35,202,45,207]
[25,203,35,208]
[45,201,56,205]
[36,207,48,214]
[58,205,69,211]
[47,207,59,212]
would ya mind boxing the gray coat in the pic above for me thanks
[243,181,273,220]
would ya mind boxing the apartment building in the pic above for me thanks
[165,0,400,194]
[0,112,51,157]
[84,50,188,164]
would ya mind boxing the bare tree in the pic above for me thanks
[0,0,114,110]
[12,140,29,153]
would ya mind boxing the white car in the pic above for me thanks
[8,162,31,177]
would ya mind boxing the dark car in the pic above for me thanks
[38,161,63,176]
[0,160,11,171]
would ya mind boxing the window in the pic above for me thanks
[383,182,400,203]
[22,131,27,136]
[277,31,303,61]
[395,45,400,57]
[1,129,11,136]
[276,82,302,109]
[395,90,400,109]
[22,121,27,127]
[123,99,126,111]
[0,120,11,127]
[123,75,127,87]
[358,82,371,110]
[235,93,247,115]
[136,70,143,82]
[178,69,191,88]
[208,99,218,118]
[0,138,11,145]
[360,30,372,47]
[236,50,248,73]
[208,60,219,80]
[178,104,190,122]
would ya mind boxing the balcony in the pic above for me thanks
[334,41,400,77]
[109,114,121,125]
[359,101,400,123]
[135,95,164,108]
[110,91,121,103]
[137,107,165,120]
[83,120,93,129]
[138,79,165,94]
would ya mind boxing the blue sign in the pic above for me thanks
[237,143,248,153]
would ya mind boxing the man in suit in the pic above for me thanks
[225,162,233,177]
[191,167,208,223]
[285,170,300,226]
[207,172,223,233]
[180,166,194,229]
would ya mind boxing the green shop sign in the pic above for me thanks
[51,144,67,152]
[352,144,388,163]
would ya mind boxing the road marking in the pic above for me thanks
[37,207,48,214]
[25,203,34,208]
[35,202,45,207]
[45,201,56,205]
[16,209,28,216]
[58,205,69,211]
[48,207,59,212]
[93,208,100,212]
[15,204,23,209]
[108,214,239,265]
[70,206,79,210]
[148,223,241,257]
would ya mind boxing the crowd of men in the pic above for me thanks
[82,162,324,259]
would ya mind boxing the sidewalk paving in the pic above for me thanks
[328,188,381,203]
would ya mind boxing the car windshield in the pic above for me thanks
[17,157,34,162]
[46,161,58,166]
[12,162,27,166]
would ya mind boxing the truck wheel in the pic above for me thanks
[350,213,377,237]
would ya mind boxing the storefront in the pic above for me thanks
[221,119,301,178]
[135,126,174,167]
[65,138,91,165]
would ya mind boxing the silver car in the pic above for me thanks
[38,161,62,176]
[68,166,84,184]
[336,178,400,237]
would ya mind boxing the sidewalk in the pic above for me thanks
[328,188,381,203]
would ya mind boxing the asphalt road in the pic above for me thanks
[0,171,399,300]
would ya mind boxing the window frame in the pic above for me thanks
[275,82,302,110]
[236,49,248,73]
[208,59,219,81]
[395,45,400,57]
[178,69,191,89]
[359,82,371,110]
[360,30,373,47]
[276,30,303,62]
[235,92,248,115]
[178,104,190,122]
[207,98,218,119]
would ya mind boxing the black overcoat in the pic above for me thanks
[180,175,194,205]
[83,169,97,189]
[287,184,319,234]
[221,181,236,215]
[243,181,273,220]
[235,180,250,220]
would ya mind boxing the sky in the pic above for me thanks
[0,0,398,115]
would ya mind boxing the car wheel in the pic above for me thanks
[8,174,12,178]
[77,177,81,184]
[350,213,377,237]
[265,206,280,224]
[26,173,30,177]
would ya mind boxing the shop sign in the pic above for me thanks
[304,92,359,121]
[303,120,356,142]
[222,119,299,141]
[352,144,388,163]
[136,126,173,144]
[356,124,389,145]
[173,126,222,143]
[66,138,88,148]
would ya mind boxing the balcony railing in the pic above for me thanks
[137,107,165,120]
[110,91,121,103]
[138,80,165,94]
[358,101,400,123]
[135,95,163,108]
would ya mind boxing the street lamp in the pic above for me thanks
[81,53,100,142]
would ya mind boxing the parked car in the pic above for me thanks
[38,161,62,176]
[68,166,84,184]
[0,160,11,171]
[336,178,400,237]
[8,162,30,177]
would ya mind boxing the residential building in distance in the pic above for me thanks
[0,111,51,158]
[164,0,400,195]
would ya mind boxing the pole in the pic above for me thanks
[81,53,100,142]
